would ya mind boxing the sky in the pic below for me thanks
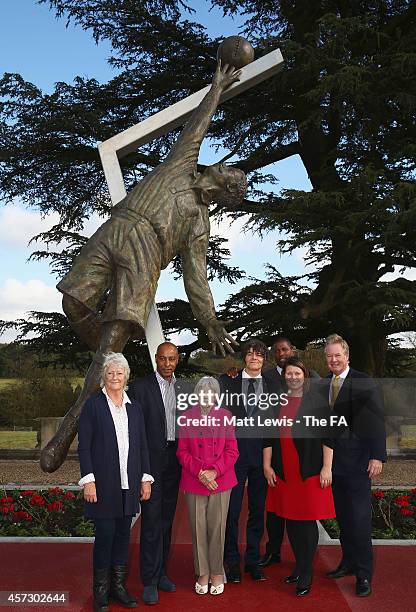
[0,0,313,343]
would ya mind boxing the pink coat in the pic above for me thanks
[176,405,239,495]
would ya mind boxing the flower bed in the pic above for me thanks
[322,488,416,539]
[0,488,94,537]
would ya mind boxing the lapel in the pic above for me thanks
[125,399,136,469]
[149,372,167,426]
[98,391,120,460]
[333,369,352,408]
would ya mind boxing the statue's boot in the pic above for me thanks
[40,411,79,472]
[40,321,133,472]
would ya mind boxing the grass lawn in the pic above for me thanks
[0,379,17,390]
[400,425,416,449]
[0,431,37,449]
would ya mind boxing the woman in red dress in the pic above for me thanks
[263,357,335,596]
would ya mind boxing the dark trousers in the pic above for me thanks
[265,511,285,555]
[286,519,318,588]
[140,446,181,586]
[224,459,267,566]
[93,515,133,569]
[332,474,373,580]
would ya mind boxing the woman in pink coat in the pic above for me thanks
[177,376,239,596]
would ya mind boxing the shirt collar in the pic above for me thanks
[332,366,349,380]
[155,370,176,386]
[276,365,283,375]
[242,369,262,379]
[102,387,131,407]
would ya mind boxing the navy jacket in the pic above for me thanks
[320,368,387,475]
[78,390,150,519]
[128,373,192,475]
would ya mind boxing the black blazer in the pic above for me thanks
[78,390,150,519]
[264,391,330,481]
[263,367,285,393]
[320,368,387,475]
[128,373,191,474]
[219,371,280,467]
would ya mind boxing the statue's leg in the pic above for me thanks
[62,294,102,352]
[40,319,134,472]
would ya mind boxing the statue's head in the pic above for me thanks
[202,162,247,206]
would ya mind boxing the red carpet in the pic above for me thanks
[1,493,414,611]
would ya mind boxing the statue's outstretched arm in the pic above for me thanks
[181,235,238,356]
[165,61,241,164]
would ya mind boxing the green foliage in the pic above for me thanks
[0,370,78,427]
[0,488,93,537]
[1,1,415,376]
[322,487,416,539]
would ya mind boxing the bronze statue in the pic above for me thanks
[41,62,247,472]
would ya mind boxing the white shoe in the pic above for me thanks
[195,582,209,595]
[210,583,224,595]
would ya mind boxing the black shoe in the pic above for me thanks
[244,565,267,581]
[110,565,137,608]
[296,584,311,596]
[326,563,354,578]
[258,552,281,567]
[284,574,299,584]
[225,565,241,583]
[296,574,312,596]
[142,585,159,605]
[158,575,176,592]
[356,578,372,597]
[93,568,110,612]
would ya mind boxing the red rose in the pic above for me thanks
[400,508,413,516]
[47,501,63,512]
[30,494,45,506]
[21,490,34,496]
[372,490,385,498]
[64,492,75,499]
[48,487,63,494]
[395,495,410,507]
[0,496,14,504]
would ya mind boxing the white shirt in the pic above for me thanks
[78,388,154,488]
[241,369,263,411]
[155,370,176,441]
[276,365,283,375]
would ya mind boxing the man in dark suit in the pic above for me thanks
[222,339,277,583]
[323,334,386,597]
[128,341,184,605]
[261,337,295,567]
[261,336,321,567]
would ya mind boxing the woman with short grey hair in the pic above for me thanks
[78,351,152,611]
[177,375,239,596]
[100,352,130,390]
